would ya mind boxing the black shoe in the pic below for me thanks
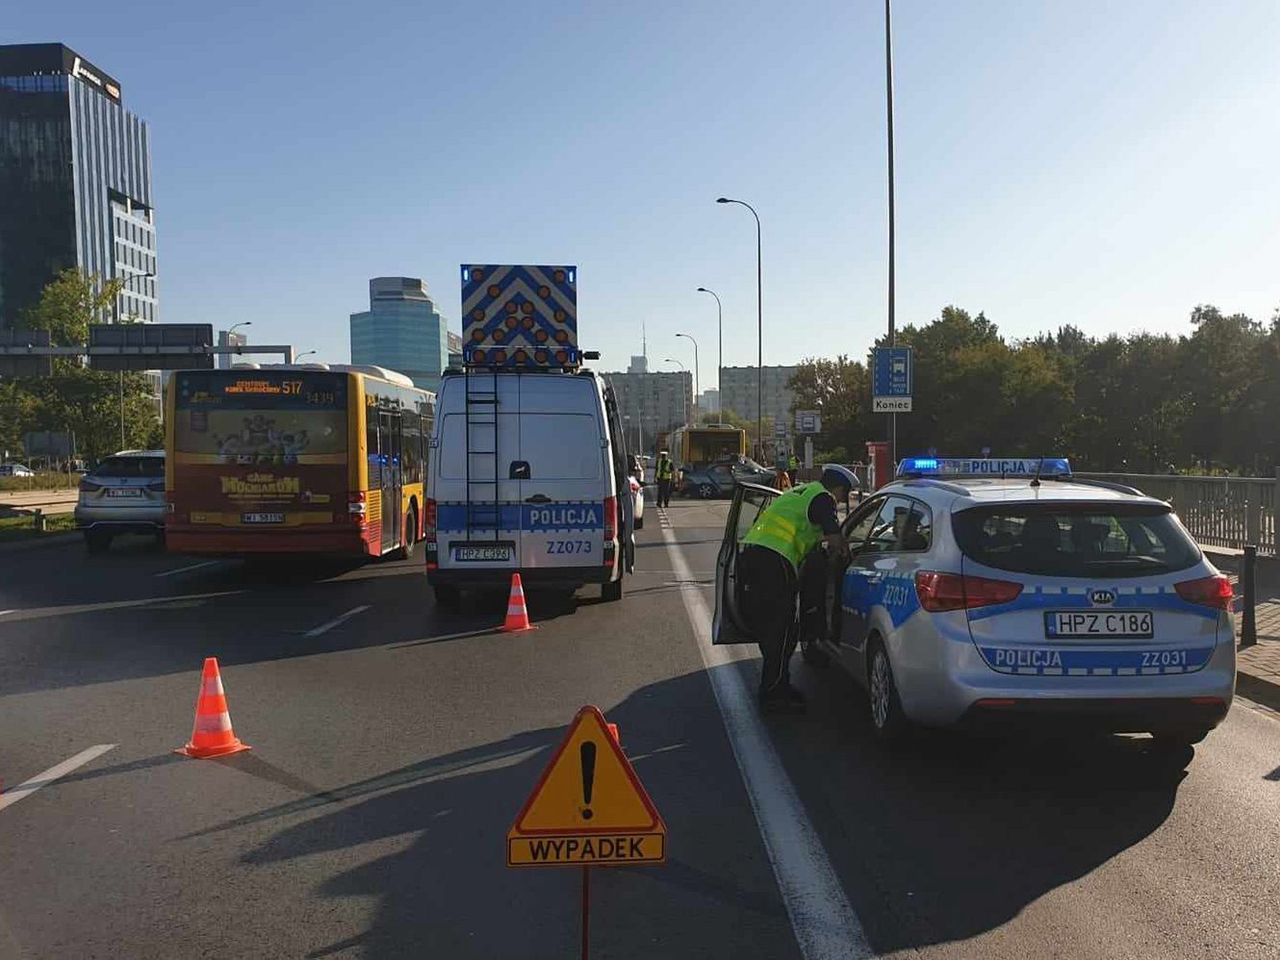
[758,686,807,715]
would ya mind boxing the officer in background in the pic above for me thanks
[655,449,675,507]
[736,465,857,712]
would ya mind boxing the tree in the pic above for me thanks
[788,355,871,460]
[0,270,158,462]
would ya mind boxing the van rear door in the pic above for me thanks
[516,377,611,573]
[434,373,522,571]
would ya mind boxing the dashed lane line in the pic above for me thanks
[663,525,872,960]
[0,744,117,814]
[154,560,221,578]
[304,604,372,638]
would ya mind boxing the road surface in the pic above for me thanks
[0,500,1276,958]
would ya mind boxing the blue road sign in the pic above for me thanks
[873,346,912,397]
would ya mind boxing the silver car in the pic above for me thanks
[715,458,1235,752]
[75,450,167,553]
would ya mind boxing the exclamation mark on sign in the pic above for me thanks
[580,741,596,820]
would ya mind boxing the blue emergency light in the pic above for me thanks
[896,457,1072,479]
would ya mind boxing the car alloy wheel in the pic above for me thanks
[870,648,892,730]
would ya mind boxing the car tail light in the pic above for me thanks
[602,495,617,567]
[915,571,1023,612]
[348,491,368,525]
[1175,575,1233,610]
[424,498,437,543]
[79,478,103,493]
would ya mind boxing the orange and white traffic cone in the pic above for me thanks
[502,573,537,632]
[176,657,252,759]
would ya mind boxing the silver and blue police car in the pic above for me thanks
[714,458,1235,749]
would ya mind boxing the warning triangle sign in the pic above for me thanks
[507,705,666,867]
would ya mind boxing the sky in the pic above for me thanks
[6,0,1278,388]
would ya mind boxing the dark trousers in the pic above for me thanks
[738,545,830,698]
[657,478,672,507]
[738,545,800,697]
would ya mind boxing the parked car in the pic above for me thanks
[74,450,167,553]
[680,457,776,499]
[629,475,645,530]
[0,463,35,477]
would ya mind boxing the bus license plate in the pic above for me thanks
[1045,610,1153,639]
[453,544,513,562]
[242,512,285,524]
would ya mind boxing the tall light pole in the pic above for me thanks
[113,270,156,450]
[716,197,762,459]
[675,333,699,422]
[663,358,688,427]
[884,0,898,463]
[695,287,722,424]
[295,350,318,363]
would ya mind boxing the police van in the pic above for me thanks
[715,457,1236,752]
[425,265,634,607]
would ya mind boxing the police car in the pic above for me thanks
[714,458,1235,749]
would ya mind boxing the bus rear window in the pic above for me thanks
[952,503,1200,578]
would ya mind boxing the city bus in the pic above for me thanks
[165,365,435,558]
[667,425,748,469]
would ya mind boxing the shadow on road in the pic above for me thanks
[208,664,1185,958]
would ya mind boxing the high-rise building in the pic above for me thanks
[349,277,449,393]
[0,43,156,329]
[699,388,721,415]
[720,365,797,425]
[446,330,463,368]
[604,369,692,453]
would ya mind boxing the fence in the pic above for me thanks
[1076,472,1279,556]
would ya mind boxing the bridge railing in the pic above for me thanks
[1076,472,1279,555]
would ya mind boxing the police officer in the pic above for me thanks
[655,449,675,507]
[787,453,799,485]
[737,464,857,712]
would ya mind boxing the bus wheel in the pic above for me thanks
[394,505,417,561]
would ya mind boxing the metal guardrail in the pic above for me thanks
[1076,472,1279,556]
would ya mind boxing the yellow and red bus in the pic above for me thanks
[165,365,435,558]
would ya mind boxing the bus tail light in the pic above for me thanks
[602,495,617,567]
[348,491,368,525]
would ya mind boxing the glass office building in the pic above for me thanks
[349,277,449,393]
[0,43,156,329]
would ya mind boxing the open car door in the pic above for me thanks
[713,482,780,644]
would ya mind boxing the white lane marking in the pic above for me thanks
[304,605,371,638]
[154,560,220,578]
[0,744,117,813]
[664,526,872,959]
[0,610,14,617]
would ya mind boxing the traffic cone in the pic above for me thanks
[176,657,252,759]
[502,573,537,632]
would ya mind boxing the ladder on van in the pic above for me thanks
[463,366,502,539]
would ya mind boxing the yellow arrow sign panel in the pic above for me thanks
[506,705,666,868]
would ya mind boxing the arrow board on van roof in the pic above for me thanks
[506,704,666,867]
[461,265,578,368]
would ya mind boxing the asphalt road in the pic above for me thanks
[0,501,1277,959]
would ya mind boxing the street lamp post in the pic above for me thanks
[716,197,763,459]
[675,333,699,422]
[663,358,688,428]
[884,0,898,464]
[295,350,318,363]
[695,287,722,424]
